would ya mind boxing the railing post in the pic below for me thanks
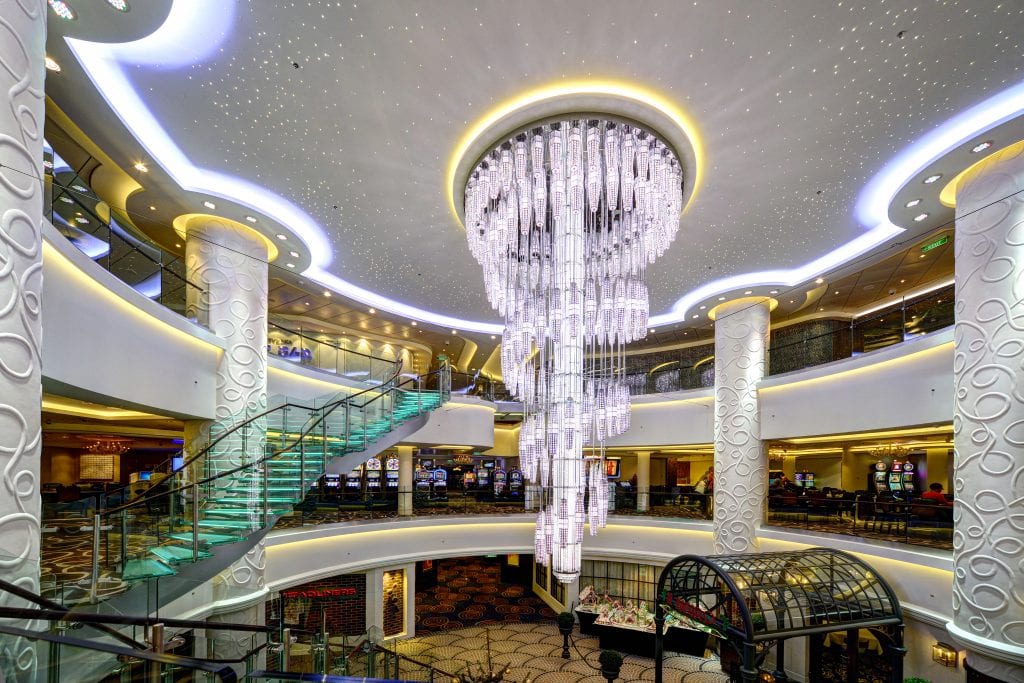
[191,483,200,562]
[149,622,164,683]
[282,627,291,672]
[300,425,306,500]
[89,513,101,604]
[120,510,128,572]
[344,405,351,453]
[262,454,270,528]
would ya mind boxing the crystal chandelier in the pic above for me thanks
[465,117,683,581]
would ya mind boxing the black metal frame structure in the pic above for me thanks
[654,548,905,683]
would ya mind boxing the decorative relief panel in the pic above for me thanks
[713,301,770,554]
[951,144,1024,681]
[0,2,45,680]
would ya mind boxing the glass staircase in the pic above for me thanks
[82,362,449,592]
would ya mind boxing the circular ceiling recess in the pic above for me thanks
[448,84,702,227]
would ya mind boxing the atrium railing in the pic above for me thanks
[46,166,205,320]
[267,320,403,385]
[626,284,954,395]
[39,361,451,608]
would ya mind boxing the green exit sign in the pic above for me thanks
[921,235,949,253]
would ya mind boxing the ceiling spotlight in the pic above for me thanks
[914,213,929,222]
[48,0,76,20]
[105,0,129,10]
[369,308,376,314]
[691,314,699,319]
[769,289,779,294]
[923,174,942,184]
[411,321,418,326]
[148,205,156,211]
[649,328,656,334]
[834,291,840,295]
[45,56,61,72]
[133,162,148,173]
[175,243,182,248]
[815,277,825,284]
[490,335,497,340]
[275,233,287,241]
[286,262,295,268]
[900,279,906,283]
[203,200,216,210]
[970,140,993,153]
[699,305,707,310]
[289,251,299,258]
[59,196,73,204]
[451,330,457,335]
[905,199,921,208]
[323,291,331,297]
[744,290,753,295]
[245,215,257,223]
[718,296,726,301]
[919,254,927,259]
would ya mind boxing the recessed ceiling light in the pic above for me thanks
[323,291,331,297]
[914,213,929,222]
[175,243,181,248]
[58,196,73,204]
[769,289,779,294]
[451,330,457,334]
[289,251,299,258]
[45,56,61,72]
[919,254,927,259]
[133,162,148,173]
[970,140,993,153]
[718,296,726,301]
[691,314,699,319]
[649,328,656,334]
[369,308,376,314]
[203,200,216,210]
[105,0,129,10]
[744,290,753,295]
[789,300,795,304]
[904,199,921,208]
[275,233,287,241]
[48,0,76,20]
[411,321,418,326]
[74,217,88,224]
[245,216,257,223]
[923,174,942,184]
[698,305,706,310]
[286,263,295,268]
[815,278,825,284]
[148,205,156,211]
[819,307,825,311]
[900,279,906,284]
[834,291,840,295]
[490,335,496,340]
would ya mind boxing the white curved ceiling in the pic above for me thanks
[47,0,1024,330]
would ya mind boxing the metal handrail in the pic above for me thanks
[268,320,398,364]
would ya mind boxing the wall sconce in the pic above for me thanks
[932,641,958,668]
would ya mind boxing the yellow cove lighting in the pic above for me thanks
[447,80,705,225]
[780,425,953,445]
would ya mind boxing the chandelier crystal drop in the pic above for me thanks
[465,118,683,582]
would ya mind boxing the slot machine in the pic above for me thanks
[365,457,383,496]
[870,462,889,493]
[322,474,341,501]
[385,455,400,490]
[477,465,491,489]
[463,470,477,488]
[345,465,364,499]
[432,469,448,500]
[794,472,805,488]
[508,469,523,497]
[901,462,917,494]
[888,462,904,493]
[415,468,432,494]
[801,471,815,489]
[494,468,507,497]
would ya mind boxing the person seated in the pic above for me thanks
[921,482,952,505]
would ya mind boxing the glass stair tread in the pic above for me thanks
[149,545,212,564]
[209,496,295,505]
[166,531,242,545]
[198,519,258,530]
[123,558,177,581]
[203,508,290,517]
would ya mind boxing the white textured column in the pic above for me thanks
[185,217,268,475]
[207,541,267,674]
[712,299,770,554]
[635,451,651,512]
[948,144,1024,683]
[0,2,45,681]
[397,446,414,516]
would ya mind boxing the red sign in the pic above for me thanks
[282,587,358,599]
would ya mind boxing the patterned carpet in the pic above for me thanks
[392,623,730,683]
[415,558,557,634]
[764,516,953,551]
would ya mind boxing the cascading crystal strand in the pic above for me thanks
[465,118,683,582]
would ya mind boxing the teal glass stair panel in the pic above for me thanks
[149,545,212,564]
[166,531,243,546]
[122,558,177,581]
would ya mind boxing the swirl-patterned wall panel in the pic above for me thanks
[951,144,1024,682]
[713,300,770,554]
[185,218,268,475]
[0,2,45,680]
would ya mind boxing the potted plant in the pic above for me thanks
[598,649,623,682]
[556,612,575,658]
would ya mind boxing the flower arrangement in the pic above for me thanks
[577,586,667,631]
